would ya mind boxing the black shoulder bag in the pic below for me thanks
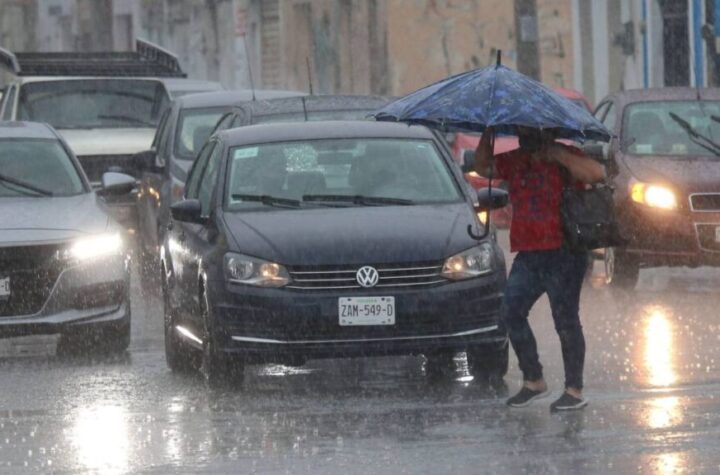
[560,171,625,251]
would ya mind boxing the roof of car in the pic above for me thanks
[217,120,434,146]
[0,121,57,139]
[237,94,394,117]
[176,89,305,109]
[161,78,223,93]
[614,87,720,103]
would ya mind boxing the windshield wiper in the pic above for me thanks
[231,194,302,208]
[669,112,720,156]
[0,173,53,197]
[302,194,414,206]
[97,114,155,127]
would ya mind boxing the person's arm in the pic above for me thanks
[473,127,497,177]
[547,144,605,184]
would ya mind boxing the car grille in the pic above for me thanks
[690,194,720,212]
[0,244,67,317]
[286,261,446,290]
[77,154,136,184]
[696,224,720,252]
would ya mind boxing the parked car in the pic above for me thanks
[161,120,509,385]
[210,94,394,132]
[134,89,304,269]
[0,39,222,230]
[452,88,593,228]
[0,121,134,353]
[593,88,720,287]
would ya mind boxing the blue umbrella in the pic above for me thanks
[373,55,611,142]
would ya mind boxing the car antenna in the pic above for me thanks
[243,38,257,101]
[301,96,309,121]
[306,57,314,95]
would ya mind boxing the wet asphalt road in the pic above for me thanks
[2,234,720,474]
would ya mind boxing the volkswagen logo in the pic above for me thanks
[356,266,379,288]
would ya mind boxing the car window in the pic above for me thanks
[251,109,375,124]
[602,102,616,132]
[16,80,165,129]
[1,86,16,120]
[152,109,171,149]
[174,107,227,160]
[225,138,461,209]
[185,142,215,200]
[0,139,84,197]
[197,144,223,216]
[622,101,720,157]
[213,112,235,133]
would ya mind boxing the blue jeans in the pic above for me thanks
[502,247,588,390]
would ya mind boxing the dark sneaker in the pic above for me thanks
[550,392,588,412]
[506,386,550,408]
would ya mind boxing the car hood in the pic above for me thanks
[222,203,480,266]
[0,194,109,246]
[58,128,155,156]
[621,154,720,192]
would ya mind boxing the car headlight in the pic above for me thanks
[442,244,494,280]
[630,182,678,210]
[224,253,291,287]
[70,233,123,260]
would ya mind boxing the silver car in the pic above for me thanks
[0,121,133,354]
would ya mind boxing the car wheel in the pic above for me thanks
[163,281,194,373]
[424,350,456,380]
[466,343,509,381]
[200,289,244,387]
[604,247,640,289]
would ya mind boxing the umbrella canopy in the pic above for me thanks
[373,63,611,142]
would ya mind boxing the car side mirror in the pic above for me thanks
[170,199,206,224]
[461,149,476,173]
[134,149,163,174]
[581,143,607,161]
[101,172,136,195]
[476,187,509,211]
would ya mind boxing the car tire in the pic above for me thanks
[200,289,244,387]
[163,281,194,373]
[466,343,509,381]
[604,247,640,289]
[424,350,456,380]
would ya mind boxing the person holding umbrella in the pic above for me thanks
[474,127,605,411]
[373,53,612,411]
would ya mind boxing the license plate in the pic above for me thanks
[0,277,9,301]
[715,226,720,243]
[338,297,395,326]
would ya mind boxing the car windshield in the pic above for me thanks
[0,139,84,197]
[623,101,720,157]
[175,107,227,160]
[17,80,166,129]
[225,138,461,210]
[252,109,374,124]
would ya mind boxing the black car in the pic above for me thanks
[134,89,303,276]
[211,94,394,133]
[0,121,134,353]
[161,120,509,384]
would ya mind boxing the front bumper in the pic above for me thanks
[618,203,720,267]
[0,255,130,338]
[206,271,507,362]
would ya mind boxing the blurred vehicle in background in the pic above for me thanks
[0,121,134,354]
[0,39,221,231]
[451,88,593,229]
[134,89,304,275]
[592,88,720,288]
[161,120,509,384]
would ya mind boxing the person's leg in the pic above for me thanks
[503,252,547,385]
[544,248,588,394]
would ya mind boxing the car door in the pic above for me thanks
[138,107,171,251]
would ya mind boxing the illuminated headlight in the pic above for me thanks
[224,253,290,287]
[442,244,494,280]
[70,233,123,260]
[630,182,678,210]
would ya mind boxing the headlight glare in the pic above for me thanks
[224,253,290,287]
[442,244,494,280]
[70,233,123,260]
[630,182,677,210]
